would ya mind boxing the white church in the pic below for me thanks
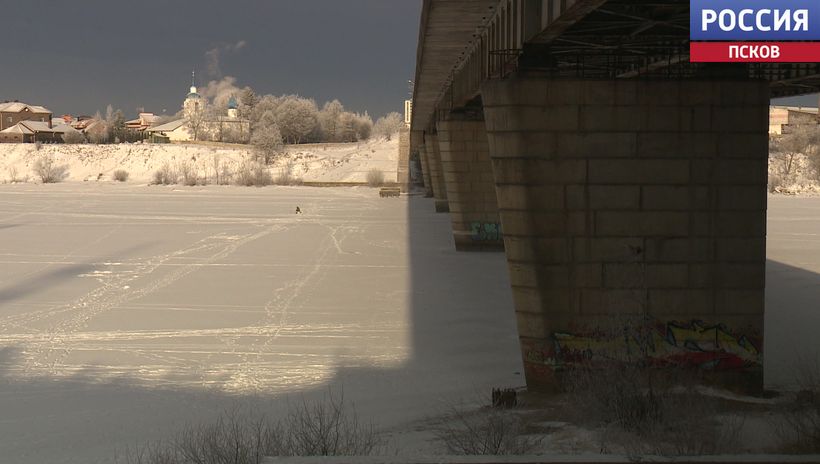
[147,73,249,143]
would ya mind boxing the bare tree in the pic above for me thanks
[770,126,820,186]
[32,155,69,183]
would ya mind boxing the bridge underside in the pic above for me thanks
[411,0,819,392]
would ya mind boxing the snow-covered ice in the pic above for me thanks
[765,195,820,390]
[0,183,523,463]
[0,183,816,462]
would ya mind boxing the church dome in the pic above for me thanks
[227,96,238,109]
[187,84,201,99]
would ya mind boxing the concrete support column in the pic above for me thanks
[482,78,768,391]
[426,134,450,213]
[438,117,503,251]
[419,145,434,197]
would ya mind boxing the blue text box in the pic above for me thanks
[691,0,820,40]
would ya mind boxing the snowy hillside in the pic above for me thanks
[0,137,398,184]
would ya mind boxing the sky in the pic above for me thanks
[1,0,816,119]
[0,0,421,119]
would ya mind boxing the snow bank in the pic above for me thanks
[0,138,398,184]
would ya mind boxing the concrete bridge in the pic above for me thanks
[410,0,820,391]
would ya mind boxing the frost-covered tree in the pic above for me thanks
[251,95,280,125]
[275,96,318,144]
[185,102,207,142]
[205,104,228,142]
[239,87,260,118]
[319,100,345,142]
[251,110,284,164]
[87,111,110,144]
[61,128,85,144]
[354,112,373,141]
[338,112,360,143]
[110,110,127,143]
[374,112,405,141]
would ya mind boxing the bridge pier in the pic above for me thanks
[398,127,411,192]
[437,116,503,251]
[419,145,434,197]
[481,77,768,391]
[426,133,450,213]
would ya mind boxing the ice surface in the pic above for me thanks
[0,183,524,463]
[0,185,814,462]
[765,195,820,390]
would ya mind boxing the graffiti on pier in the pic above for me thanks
[470,222,503,241]
[531,320,761,371]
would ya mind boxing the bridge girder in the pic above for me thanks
[411,0,820,134]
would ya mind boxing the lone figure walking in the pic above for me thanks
[295,206,302,214]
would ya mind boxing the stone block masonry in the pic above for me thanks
[398,127,411,192]
[426,133,450,213]
[481,77,769,391]
[437,118,503,251]
[419,145,434,197]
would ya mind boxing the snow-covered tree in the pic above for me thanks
[318,100,345,142]
[251,110,284,164]
[374,112,405,141]
[275,96,318,144]
[337,112,358,142]
[185,107,207,142]
[61,128,85,144]
[353,112,373,141]
[239,87,260,122]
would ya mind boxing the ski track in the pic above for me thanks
[221,198,339,392]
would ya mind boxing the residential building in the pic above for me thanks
[126,113,162,132]
[145,119,190,142]
[0,101,52,132]
[770,106,820,135]
[0,120,72,143]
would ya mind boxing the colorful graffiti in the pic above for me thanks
[470,222,503,241]
[544,320,761,370]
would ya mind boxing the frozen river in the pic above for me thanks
[0,183,523,463]
[0,184,816,462]
[766,195,820,390]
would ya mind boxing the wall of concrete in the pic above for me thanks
[481,78,769,391]
[437,118,503,251]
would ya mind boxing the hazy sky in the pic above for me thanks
[0,0,421,119]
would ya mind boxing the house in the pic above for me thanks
[0,101,52,132]
[0,120,72,143]
[770,106,819,135]
[125,112,161,132]
[71,116,101,132]
[145,119,191,142]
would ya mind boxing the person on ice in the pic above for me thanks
[295,206,302,214]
